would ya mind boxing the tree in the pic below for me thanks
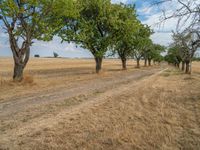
[145,43,165,66]
[110,4,139,70]
[58,0,113,73]
[53,52,59,58]
[152,44,165,64]
[0,0,53,81]
[149,0,200,31]
[165,45,182,68]
[145,41,154,66]
[34,54,40,58]
[172,30,200,73]
[132,24,152,68]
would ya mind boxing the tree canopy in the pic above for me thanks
[0,0,54,81]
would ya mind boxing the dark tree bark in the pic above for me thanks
[185,61,190,74]
[13,63,24,81]
[95,57,103,73]
[12,48,30,81]
[177,63,180,68]
[121,58,127,70]
[136,58,140,68]
[148,58,152,66]
[181,61,185,71]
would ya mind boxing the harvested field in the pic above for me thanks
[0,58,200,150]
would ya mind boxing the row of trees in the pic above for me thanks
[152,0,200,74]
[165,30,200,74]
[0,0,164,82]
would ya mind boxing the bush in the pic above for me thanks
[53,52,59,58]
[193,57,200,61]
[34,54,40,58]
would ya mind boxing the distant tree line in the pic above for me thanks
[0,0,167,82]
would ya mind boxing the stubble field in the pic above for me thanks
[0,58,200,150]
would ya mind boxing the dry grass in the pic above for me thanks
[0,58,200,150]
[22,74,35,85]
[8,68,200,150]
[0,58,158,101]
[192,61,200,74]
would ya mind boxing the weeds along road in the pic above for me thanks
[1,66,200,150]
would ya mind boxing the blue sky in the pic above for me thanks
[0,0,179,57]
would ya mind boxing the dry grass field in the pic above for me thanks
[0,58,200,150]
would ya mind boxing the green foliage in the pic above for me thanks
[0,0,55,41]
[110,4,140,59]
[132,24,152,59]
[152,44,165,60]
[193,57,200,61]
[0,0,58,81]
[57,0,113,59]
[165,45,182,64]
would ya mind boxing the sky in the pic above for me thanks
[0,0,186,58]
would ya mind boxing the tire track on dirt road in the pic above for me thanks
[0,68,163,119]
[0,67,167,149]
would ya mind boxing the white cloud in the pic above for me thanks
[137,1,184,46]
[142,12,179,32]
[31,37,92,58]
[151,32,173,46]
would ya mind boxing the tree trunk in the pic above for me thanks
[9,32,30,82]
[148,59,151,66]
[181,61,185,71]
[121,58,127,70]
[136,58,140,68]
[177,63,180,69]
[13,63,24,82]
[144,58,147,67]
[95,57,103,73]
[189,60,192,74]
[185,61,190,74]
[12,48,30,82]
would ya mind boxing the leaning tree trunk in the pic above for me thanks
[12,47,30,82]
[8,28,31,82]
[185,61,190,74]
[9,36,30,81]
[181,61,185,71]
[136,58,140,68]
[121,58,127,70]
[95,57,103,74]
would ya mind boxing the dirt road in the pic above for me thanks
[0,60,200,150]
[0,67,164,149]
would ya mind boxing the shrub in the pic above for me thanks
[34,54,40,58]
[53,52,59,58]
